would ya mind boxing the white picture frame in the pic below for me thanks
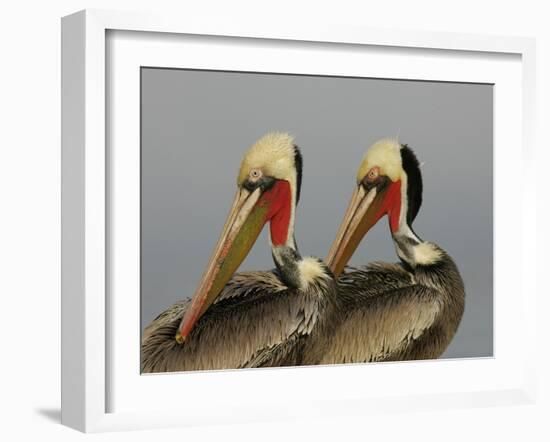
[61,9,537,433]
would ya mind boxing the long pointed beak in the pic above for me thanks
[326,185,389,277]
[176,187,268,343]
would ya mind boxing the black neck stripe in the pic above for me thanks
[293,144,303,204]
[400,144,423,225]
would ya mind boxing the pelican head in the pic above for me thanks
[326,138,424,277]
[176,132,303,343]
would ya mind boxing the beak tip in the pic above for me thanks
[175,331,186,345]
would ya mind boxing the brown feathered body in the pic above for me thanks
[320,248,464,364]
[141,264,338,373]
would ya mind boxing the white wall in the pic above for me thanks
[0,1,547,440]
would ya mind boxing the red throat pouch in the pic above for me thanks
[259,180,293,246]
[373,180,402,233]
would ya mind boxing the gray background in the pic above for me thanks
[141,68,493,359]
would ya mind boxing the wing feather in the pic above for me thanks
[320,263,442,364]
[141,270,329,373]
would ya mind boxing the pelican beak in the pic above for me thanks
[175,187,268,343]
[326,182,395,277]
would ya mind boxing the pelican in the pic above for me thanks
[320,139,465,363]
[141,133,338,373]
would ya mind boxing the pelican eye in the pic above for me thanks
[366,167,380,182]
[362,166,387,191]
[249,168,263,180]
